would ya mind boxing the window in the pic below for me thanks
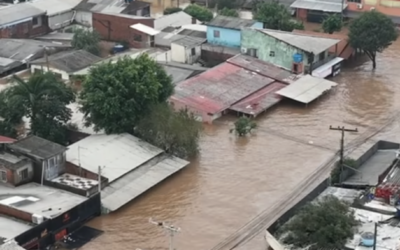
[213,30,220,38]
[133,34,142,42]
[191,48,196,56]
[348,0,361,3]
[319,52,325,61]
[269,51,275,57]
[0,171,6,182]
[20,169,28,180]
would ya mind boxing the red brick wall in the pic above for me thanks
[0,16,49,39]
[0,166,15,185]
[92,12,154,47]
[0,204,32,222]
[296,8,308,21]
[65,162,99,181]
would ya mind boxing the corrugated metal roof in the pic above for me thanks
[290,0,346,12]
[27,0,81,16]
[171,55,284,115]
[0,3,45,27]
[130,23,160,35]
[31,50,102,73]
[172,36,206,47]
[75,0,152,15]
[154,11,196,30]
[276,74,337,104]
[260,29,341,55]
[207,16,257,30]
[67,134,164,182]
[101,155,189,211]
[229,82,287,116]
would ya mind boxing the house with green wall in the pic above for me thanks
[241,28,344,78]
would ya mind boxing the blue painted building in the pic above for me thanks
[206,16,263,48]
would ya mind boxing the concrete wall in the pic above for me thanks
[75,11,92,27]
[347,0,400,18]
[241,28,326,71]
[48,10,76,30]
[171,43,202,64]
[31,65,70,81]
[207,22,262,48]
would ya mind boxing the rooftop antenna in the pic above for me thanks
[149,218,180,250]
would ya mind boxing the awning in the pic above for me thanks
[101,156,189,212]
[290,0,347,13]
[312,57,344,78]
[275,74,337,104]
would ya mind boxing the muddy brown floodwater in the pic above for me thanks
[82,11,400,250]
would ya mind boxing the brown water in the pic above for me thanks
[82,8,400,250]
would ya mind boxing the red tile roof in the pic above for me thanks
[0,135,16,143]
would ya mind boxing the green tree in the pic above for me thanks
[163,7,182,15]
[0,92,25,138]
[349,10,398,69]
[184,4,213,22]
[217,0,239,9]
[253,1,304,31]
[230,117,257,136]
[5,72,75,144]
[219,8,239,17]
[322,14,342,34]
[135,104,201,159]
[72,28,101,56]
[280,195,358,249]
[80,54,174,134]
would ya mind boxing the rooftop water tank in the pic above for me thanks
[361,232,375,247]
[293,53,303,63]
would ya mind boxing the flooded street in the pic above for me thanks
[82,3,400,250]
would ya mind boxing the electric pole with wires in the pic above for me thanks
[149,218,181,250]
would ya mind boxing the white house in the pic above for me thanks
[30,50,102,81]
[171,36,206,64]
[27,0,81,30]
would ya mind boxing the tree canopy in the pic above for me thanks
[135,104,201,159]
[322,14,342,34]
[79,54,174,134]
[216,0,239,9]
[72,28,101,56]
[230,117,257,136]
[3,72,75,144]
[219,7,239,17]
[184,4,213,22]
[349,10,398,69]
[253,1,304,31]
[280,195,358,250]
[0,91,25,138]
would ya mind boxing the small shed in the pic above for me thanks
[171,36,206,64]
[130,23,160,48]
[30,50,102,81]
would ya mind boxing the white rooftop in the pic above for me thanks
[154,11,199,30]
[0,240,26,250]
[0,183,87,219]
[130,23,160,36]
[276,74,337,104]
[0,217,31,242]
[66,133,164,182]
[27,0,81,16]
[260,29,340,55]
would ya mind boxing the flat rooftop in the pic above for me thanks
[0,216,31,244]
[343,149,398,186]
[0,183,87,219]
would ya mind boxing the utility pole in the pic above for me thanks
[149,218,180,250]
[98,166,105,193]
[329,125,358,183]
[373,222,377,250]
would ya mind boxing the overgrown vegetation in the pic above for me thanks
[135,104,201,159]
[322,14,342,34]
[184,4,213,22]
[330,158,357,184]
[72,28,101,56]
[216,0,240,9]
[219,7,239,17]
[164,7,182,15]
[253,1,304,31]
[280,195,358,250]
[230,117,257,136]
[1,72,75,144]
[349,10,398,69]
